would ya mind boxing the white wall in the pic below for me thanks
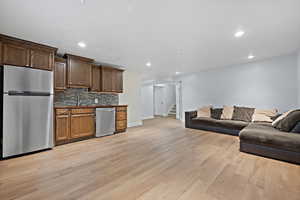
[119,71,143,127]
[177,53,298,117]
[298,51,300,106]
[141,84,154,119]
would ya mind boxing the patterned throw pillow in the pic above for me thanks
[232,106,255,122]
[252,109,278,123]
[220,105,234,120]
[211,108,223,120]
[197,105,212,118]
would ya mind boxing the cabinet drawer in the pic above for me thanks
[56,109,69,115]
[116,112,127,121]
[116,106,127,112]
[71,109,95,114]
[116,120,127,130]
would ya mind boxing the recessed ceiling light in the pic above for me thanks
[80,0,86,4]
[248,54,255,59]
[78,41,86,48]
[175,71,180,75]
[146,62,151,67]
[234,30,245,38]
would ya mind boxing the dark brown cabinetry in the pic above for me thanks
[30,48,54,70]
[2,42,30,67]
[91,65,101,92]
[66,54,93,88]
[55,109,70,144]
[54,57,67,91]
[55,108,95,145]
[115,106,127,132]
[101,66,124,93]
[0,34,57,70]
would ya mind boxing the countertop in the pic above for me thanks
[54,105,128,109]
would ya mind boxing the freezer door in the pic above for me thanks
[3,65,53,93]
[3,94,54,158]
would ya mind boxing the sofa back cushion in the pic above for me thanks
[221,105,234,120]
[197,105,212,118]
[272,109,300,132]
[252,109,278,123]
[232,106,255,122]
[211,108,223,119]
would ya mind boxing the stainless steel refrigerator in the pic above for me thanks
[1,65,54,158]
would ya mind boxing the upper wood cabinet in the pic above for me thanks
[54,57,67,91]
[0,41,3,65]
[101,66,124,93]
[30,48,54,70]
[0,34,57,70]
[91,65,101,92]
[2,42,30,67]
[65,54,93,88]
[101,66,113,92]
[112,69,123,93]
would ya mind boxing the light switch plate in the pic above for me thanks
[95,98,99,104]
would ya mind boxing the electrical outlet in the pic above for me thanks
[95,98,99,104]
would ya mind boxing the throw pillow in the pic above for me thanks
[232,106,255,122]
[252,109,278,123]
[273,109,300,132]
[197,105,212,118]
[211,108,223,120]
[272,110,293,126]
[221,105,234,120]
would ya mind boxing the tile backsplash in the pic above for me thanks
[54,88,119,106]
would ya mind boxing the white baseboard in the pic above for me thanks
[128,120,143,128]
[142,116,154,120]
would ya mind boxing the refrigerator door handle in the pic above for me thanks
[7,91,51,96]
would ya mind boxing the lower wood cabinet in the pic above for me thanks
[115,106,127,133]
[55,108,95,145]
[70,113,95,139]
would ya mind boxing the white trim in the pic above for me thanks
[128,121,143,127]
[142,116,154,120]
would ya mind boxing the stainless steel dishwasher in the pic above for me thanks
[96,108,116,137]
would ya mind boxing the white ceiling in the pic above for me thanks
[0,0,300,81]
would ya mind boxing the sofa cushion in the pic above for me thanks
[192,117,219,127]
[197,105,212,118]
[273,109,300,132]
[221,105,234,120]
[232,106,255,122]
[211,108,223,120]
[252,108,277,123]
[240,123,300,153]
[192,117,249,130]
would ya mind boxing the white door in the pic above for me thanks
[154,86,165,116]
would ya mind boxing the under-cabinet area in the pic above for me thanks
[55,106,127,146]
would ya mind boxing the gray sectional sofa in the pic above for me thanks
[185,110,300,164]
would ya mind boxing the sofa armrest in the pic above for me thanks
[291,122,300,133]
[185,111,197,128]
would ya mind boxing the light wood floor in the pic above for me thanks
[0,117,299,200]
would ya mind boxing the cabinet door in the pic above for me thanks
[68,58,92,88]
[3,42,30,67]
[91,65,101,92]
[56,114,70,143]
[101,67,113,92]
[115,106,127,132]
[30,49,54,70]
[112,69,123,93]
[54,58,67,90]
[70,114,95,138]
